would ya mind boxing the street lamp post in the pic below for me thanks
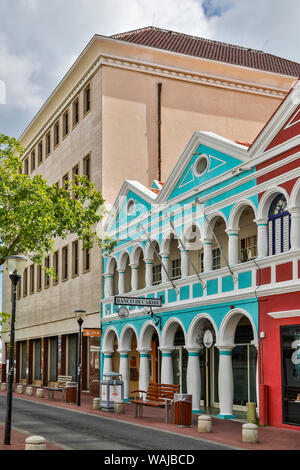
[4,255,27,445]
[74,309,86,407]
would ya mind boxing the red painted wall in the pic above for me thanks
[259,291,300,429]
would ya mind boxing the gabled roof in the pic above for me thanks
[248,79,300,157]
[112,26,300,77]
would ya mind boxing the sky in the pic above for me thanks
[0,0,300,139]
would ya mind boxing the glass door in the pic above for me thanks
[232,344,257,407]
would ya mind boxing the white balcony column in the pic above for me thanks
[289,207,300,250]
[255,218,268,258]
[160,252,170,283]
[226,228,240,265]
[117,269,125,294]
[144,259,153,288]
[217,346,236,419]
[180,248,189,278]
[118,350,130,400]
[104,273,113,297]
[203,238,213,272]
[186,348,201,411]
[160,348,174,384]
[130,264,139,291]
[102,350,114,374]
[138,349,151,396]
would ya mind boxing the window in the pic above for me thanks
[44,256,50,287]
[152,264,162,285]
[62,246,68,280]
[212,248,221,270]
[63,110,69,136]
[171,258,181,280]
[73,97,79,126]
[62,173,69,190]
[37,265,42,291]
[268,194,290,255]
[82,243,90,272]
[240,235,257,261]
[83,154,90,181]
[38,141,43,165]
[31,150,36,172]
[49,337,58,382]
[281,325,300,426]
[200,252,204,273]
[54,121,60,147]
[83,84,91,114]
[53,251,59,284]
[24,157,29,175]
[72,240,79,276]
[23,267,28,296]
[72,164,79,198]
[46,131,51,156]
[29,264,35,294]
[34,339,41,380]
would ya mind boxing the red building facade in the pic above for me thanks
[252,81,300,428]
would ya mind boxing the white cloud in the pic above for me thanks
[0,35,43,111]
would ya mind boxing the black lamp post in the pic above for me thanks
[74,309,86,407]
[4,255,27,445]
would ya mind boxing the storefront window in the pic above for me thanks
[281,325,300,426]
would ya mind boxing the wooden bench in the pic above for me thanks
[131,382,180,423]
[44,375,73,400]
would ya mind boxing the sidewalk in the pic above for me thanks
[0,387,300,451]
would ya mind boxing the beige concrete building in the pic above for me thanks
[1,26,300,394]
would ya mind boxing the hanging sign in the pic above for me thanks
[83,328,101,337]
[203,329,214,349]
[114,296,162,308]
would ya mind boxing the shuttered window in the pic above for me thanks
[268,194,290,255]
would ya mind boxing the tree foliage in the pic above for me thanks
[0,134,115,270]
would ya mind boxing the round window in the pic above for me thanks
[194,155,208,177]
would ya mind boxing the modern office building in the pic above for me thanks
[2,27,300,395]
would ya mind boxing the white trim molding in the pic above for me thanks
[267,309,300,319]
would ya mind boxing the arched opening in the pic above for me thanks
[239,207,257,262]
[152,241,162,286]
[212,217,227,270]
[137,250,146,290]
[119,326,139,397]
[172,325,188,393]
[231,317,257,407]
[169,235,181,280]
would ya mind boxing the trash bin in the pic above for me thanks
[65,382,77,404]
[100,372,124,412]
[173,394,192,427]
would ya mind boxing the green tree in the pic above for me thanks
[0,133,115,277]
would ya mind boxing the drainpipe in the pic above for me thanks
[157,83,162,182]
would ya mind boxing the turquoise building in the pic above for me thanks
[101,130,260,418]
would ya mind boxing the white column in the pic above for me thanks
[226,228,240,265]
[289,207,300,250]
[138,349,151,396]
[186,349,201,411]
[255,218,268,258]
[130,264,139,291]
[144,259,153,288]
[160,253,170,283]
[102,350,113,374]
[203,238,213,272]
[104,274,113,297]
[117,269,125,294]
[160,348,174,384]
[217,346,236,419]
[118,350,130,400]
[180,249,189,278]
